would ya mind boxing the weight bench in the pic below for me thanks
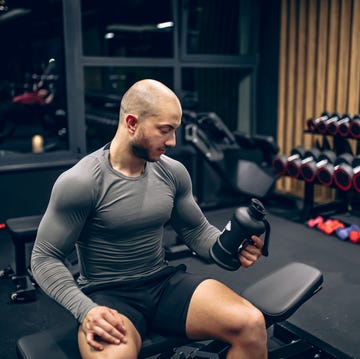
[0,215,43,302]
[1,214,78,303]
[16,262,323,359]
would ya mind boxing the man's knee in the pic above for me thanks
[230,306,267,346]
[78,325,140,359]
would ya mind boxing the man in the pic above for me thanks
[31,79,267,359]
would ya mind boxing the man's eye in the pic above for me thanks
[160,128,171,134]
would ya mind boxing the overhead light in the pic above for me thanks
[156,21,174,29]
[0,0,8,13]
[104,32,115,39]
[0,8,31,23]
[106,24,157,33]
[106,21,174,34]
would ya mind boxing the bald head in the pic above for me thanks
[119,79,181,124]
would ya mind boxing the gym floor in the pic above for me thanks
[0,201,359,359]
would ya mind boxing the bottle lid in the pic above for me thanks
[249,198,265,220]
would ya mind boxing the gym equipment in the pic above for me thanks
[272,146,305,176]
[317,219,345,235]
[306,216,324,228]
[333,155,359,191]
[299,150,337,183]
[183,111,278,199]
[210,198,270,271]
[352,155,360,193]
[16,262,324,359]
[327,114,352,137]
[349,229,360,243]
[315,113,340,135]
[306,112,330,133]
[317,152,353,187]
[0,215,42,302]
[286,148,321,179]
[349,115,360,139]
[335,224,360,241]
[0,214,79,303]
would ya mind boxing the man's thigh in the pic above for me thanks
[87,288,147,339]
[152,270,207,337]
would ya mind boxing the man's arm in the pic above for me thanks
[31,168,97,323]
[169,162,221,260]
[31,163,130,350]
[169,161,263,267]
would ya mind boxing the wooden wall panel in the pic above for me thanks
[276,0,360,201]
[303,0,318,150]
[348,0,360,112]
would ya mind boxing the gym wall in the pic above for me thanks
[275,0,360,202]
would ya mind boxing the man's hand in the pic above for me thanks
[239,235,263,268]
[80,306,128,351]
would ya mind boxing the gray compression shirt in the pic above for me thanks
[31,144,220,323]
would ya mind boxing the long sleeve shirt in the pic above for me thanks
[31,144,220,323]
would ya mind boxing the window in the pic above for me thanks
[181,67,254,132]
[183,0,256,56]
[84,66,173,152]
[81,0,174,58]
[0,0,68,155]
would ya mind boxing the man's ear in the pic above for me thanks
[125,115,137,133]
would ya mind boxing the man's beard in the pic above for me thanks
[131,142,155,162]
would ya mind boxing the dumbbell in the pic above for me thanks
[349,115,360,139]
[317,152,353,187]
[300,150,337,183]
[306,112,329,133]
[326,114,352,136]
[286,148,321,178]
[272,146,305,176]
[351,155,360,193]
[333,154,358,191]
[315,113,340,135]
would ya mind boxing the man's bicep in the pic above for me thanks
[36,174,94,255]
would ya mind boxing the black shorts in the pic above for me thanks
[86,264,207,340]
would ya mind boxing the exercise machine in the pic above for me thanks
[182,111,278,200]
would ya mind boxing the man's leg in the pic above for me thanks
[78,313,142,359]
[186,279,267,359]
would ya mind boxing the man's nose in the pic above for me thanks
[165,132,176,147]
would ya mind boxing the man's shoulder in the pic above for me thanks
[158,154,185,171]
[57,147,106,186]
[154,155,191,190]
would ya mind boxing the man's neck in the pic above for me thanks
[109,141,146,177]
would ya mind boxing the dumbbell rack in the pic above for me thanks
[275,116,360,222]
